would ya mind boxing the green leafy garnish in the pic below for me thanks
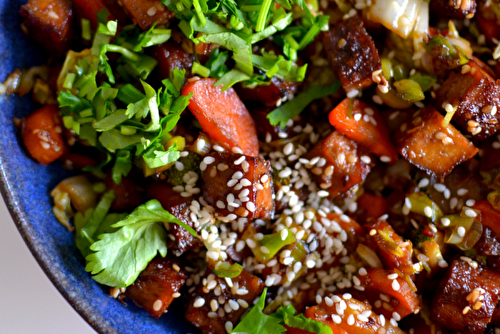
[268,81,341,128]
[232,289,333,334]
[57,21,191,184]
[85,199,197,287]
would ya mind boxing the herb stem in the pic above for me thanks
[256,0,273,32]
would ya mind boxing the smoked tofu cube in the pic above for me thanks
[185,268,264,334]
[305,131,373,199]
[20,0,73,52]
[119,0,174,30]
[201,153,274,220]
[396,106,478,178]
[125,257,187,319]
[436,60,500,139]
[322,15,381,92]
[431,259,500,334]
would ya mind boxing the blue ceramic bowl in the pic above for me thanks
[0,1,196,333]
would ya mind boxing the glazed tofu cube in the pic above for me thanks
[431,259,500,334]
[125,257,187,319]
[201,153,274,219]
[436,60,500,139]
[150,42,194,79]
[20,0,73,52]
[236,76,301,108]
[396,106,478,178]
[322,15,381,92]
[305,131,373,199]
[185,268,264,334]
[147,182,203,256]
[120,0,174,30]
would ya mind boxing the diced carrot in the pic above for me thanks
[357,268,420,319]
[20,0,73,52]
[396,106,478,178]
[181,78,259,157]
[21,105,67,165]
[357,193,387,221]
[119,0,174,30]
[329,98,398,164]
[473,200,500,239]
[364,220,414,275]
[305,131,373,199]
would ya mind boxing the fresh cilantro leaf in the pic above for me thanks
[231,288,286,334]
[214,69,251,90]
[98,129,149,152]
[276,305,332,334]
[94,109,129,131]
[143,143,181,168]
[267,81,341,128]
[85,200,197,287]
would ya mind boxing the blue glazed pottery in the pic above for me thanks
[0,1,196,333]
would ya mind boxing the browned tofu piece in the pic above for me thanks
[120,0,174,30]
[125,257,186,319]
[430,0,476,18]
[20,0,73,52]
[236,76,301,108]
[431,259,500,334]
[436,60,500,139]
[396,106,478,178]
[322,15,381,92]
[150,41,194,80]
[201,152,274,219]
[185,268,264,334]
[305,131,373,199]
[364,220,414,275]
[146,181,203,256]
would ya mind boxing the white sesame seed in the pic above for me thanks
[465,209,477,218]
[457,188,468,196]
[357,314,369,322]
[225,321,233,333]
[466,199,476,207]
[424,206,433,217]
[393,312,401,321]
[347,314,355,325]
[204,156,215,165]
[153,299,163,311]
[332,314,342,324]
[457,226,466,237]
[194,298,205,308]
[232,147,243,154]
[391,280,400,291]
[433,183,446,192]
[387,273,399,280]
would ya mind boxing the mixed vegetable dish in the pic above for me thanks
[5,0,500,332]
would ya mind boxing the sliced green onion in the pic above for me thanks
[213,261,243,278]
[81,18,92,41]
[381,58,393,79]
[192,62,210,78]
[393,79,425,102]
[406,193,443,223]
[63,115,74,129]
[251,227,296,263]
[356,243,383,268]
[79,108,93,118]
[63,72,76,90]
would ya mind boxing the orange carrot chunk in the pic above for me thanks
[182,78,259,157]
[329,98,398,164]
[21,105,67,165]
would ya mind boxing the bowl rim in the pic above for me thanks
[0,160,112,334]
